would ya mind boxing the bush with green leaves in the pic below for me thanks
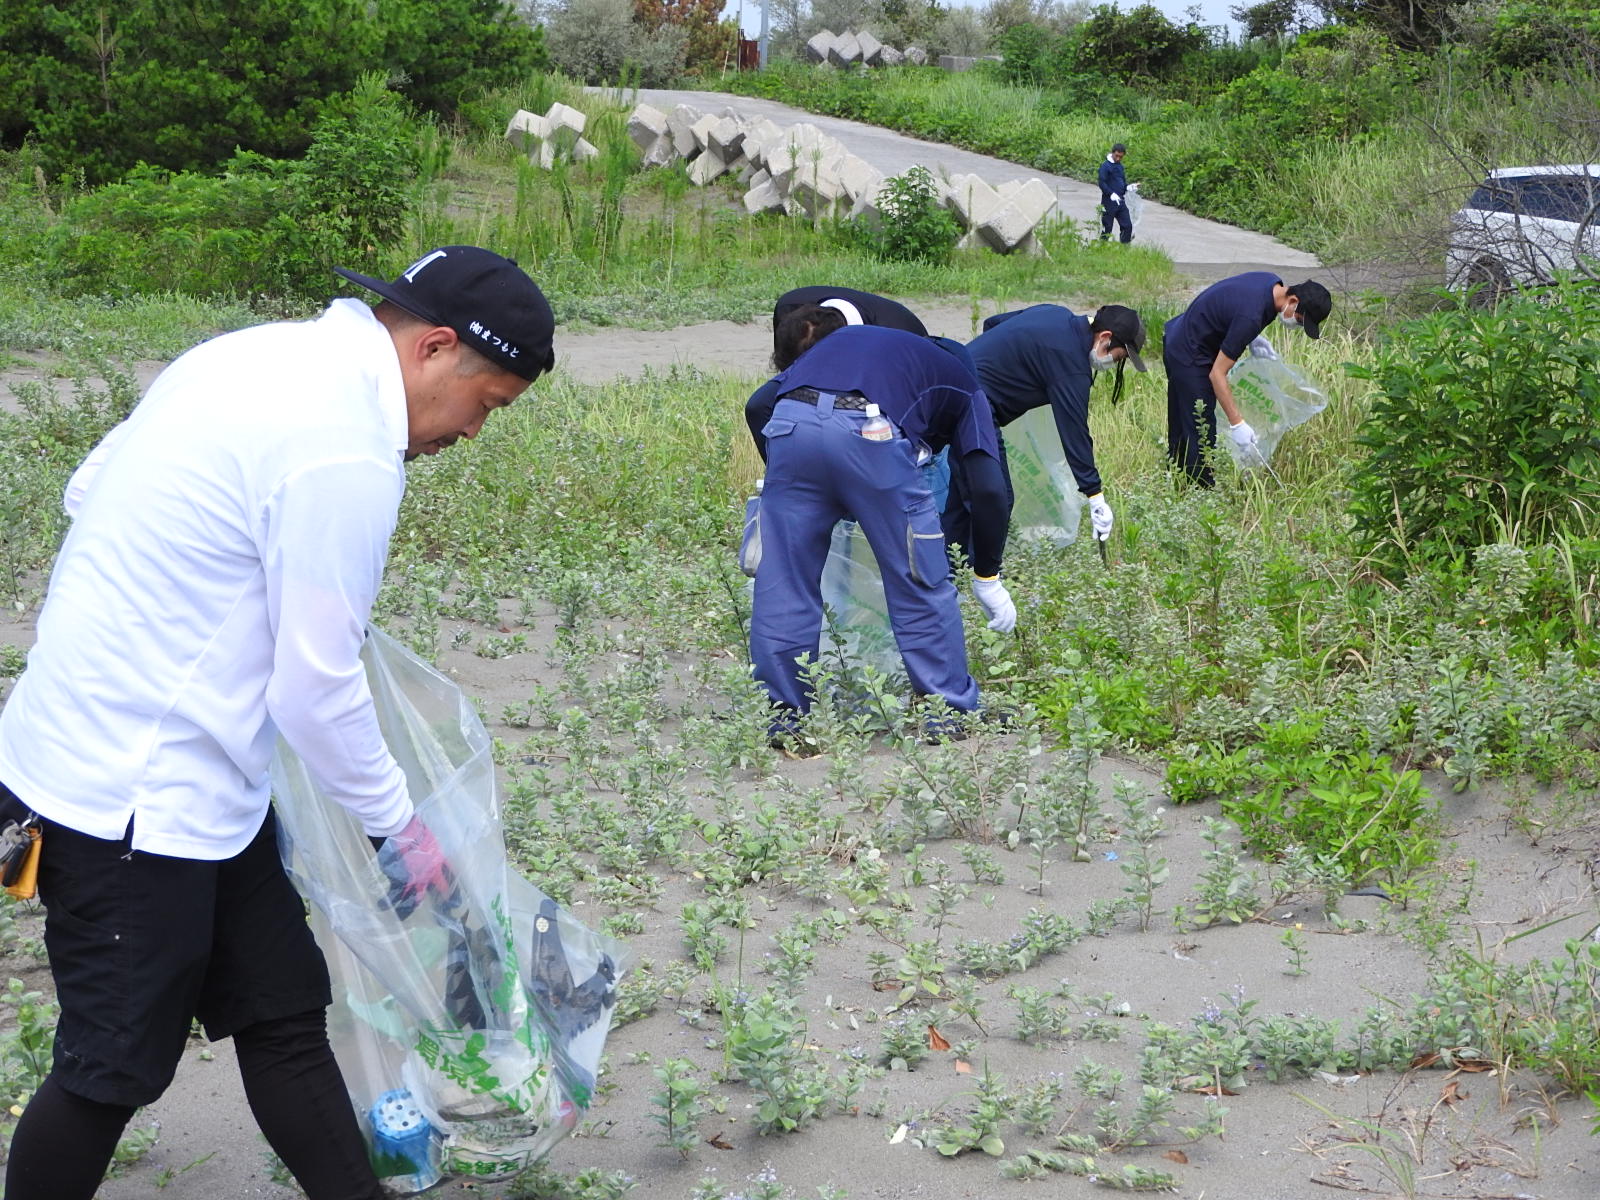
[1,0,540,182]
[1347,285,1600,570]
[40,74,424,304]
[857,166,959,266]
[545,0,687,87]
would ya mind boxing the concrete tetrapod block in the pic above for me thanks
[837,154,883,206]
[828,31,862,66]
[731,154,756,183]
[938,55,977,72]
[878,45,904,67]
[945,173,1003,229]
[707,116,745,162]
[904,46,928,66]
[669,105,702,159]
[627,103,668,152]
[641,133,677,168]
[742,119,784,166]
[790,158,847,219]
[544,102,587,138]
[744,178,784,214]
[805,31,836,63]
[688,148,727,186]
[690,114,720,155]
[572,137,599,163]
[504,110,551,155]
[856,31,884,66]
[977,179,1057,252]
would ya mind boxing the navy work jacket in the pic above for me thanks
[1165,271,1281,369]
[968,304,1102,496]
[1098,157,1127,204]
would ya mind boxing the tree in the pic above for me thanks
[1072,4,1210,80]
[1307,0,1470,50]
[2,1,544,182]
[1229,0,1307,40]
[546,0,686,85]
[634,0,738,75]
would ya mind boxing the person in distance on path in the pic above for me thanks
[942,302,1147,559]
[1098,142,1134,244]
[746,311,1014,746]
[1163,271,1332,486]
[0,245,555,1200]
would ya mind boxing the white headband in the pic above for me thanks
[818,298,864,325]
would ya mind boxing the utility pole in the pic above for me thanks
[758,0,769,68]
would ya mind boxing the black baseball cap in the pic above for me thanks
[335,246,555,381]
[1095,304,1147,371]
[1287,280,1332,340]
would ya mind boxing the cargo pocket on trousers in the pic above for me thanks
[905,498,949,588]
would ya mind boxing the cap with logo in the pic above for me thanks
[1287,280,1332,340]
[1094,304,1147,372]
[335,246,555,381]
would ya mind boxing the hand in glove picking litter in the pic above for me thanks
[972,574,1017,633]
[1228,419,1266,466]
[378,814,457,919]
[1109,193,1121,205]
[1087,493,1114,542]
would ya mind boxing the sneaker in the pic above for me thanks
[770,731,823,759]
[922,713,972,744]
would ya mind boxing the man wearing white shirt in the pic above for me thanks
[0,245,554,1200]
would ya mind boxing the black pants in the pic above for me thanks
[0,784,384,1199]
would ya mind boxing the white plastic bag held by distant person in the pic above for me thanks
[1224,336,1328,467]
[272,628,630,1193]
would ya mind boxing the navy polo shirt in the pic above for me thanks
[773,286,928,336]
[772,326,1000,460]
[1166,271,1281,369]
[967,304,1102,496]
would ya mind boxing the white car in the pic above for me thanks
[1445,164,1599,304]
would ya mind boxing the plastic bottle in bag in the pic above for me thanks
[861,404,892,441]
[739,479,763,578]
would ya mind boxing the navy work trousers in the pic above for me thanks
[1164,349,1219,487]
[751,395,980,716]
[1101,199,1132,243]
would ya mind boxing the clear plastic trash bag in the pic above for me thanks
[818,519,905,683]
[1224,336,1329,467]
[1125,182,1145,230]
[271,628,630,1192]
[1003,402,1086,546]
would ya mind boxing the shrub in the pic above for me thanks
[546,0,686,86]
[857,166,959,265]
[41,75,423,304]
[1347,285,1600,568]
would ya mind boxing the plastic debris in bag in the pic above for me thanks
[1224,336,1328,468]
[1003,402,1086,546]
[739,480,764,578]
[818,519,905,683]
[1124,182,1145,230]
[271,628,630,1192]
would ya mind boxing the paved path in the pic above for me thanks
[597,87,1321,275]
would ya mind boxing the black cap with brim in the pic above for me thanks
[1096,304,1148,372]
[335,246,555,381]
[1288,280,1332,341]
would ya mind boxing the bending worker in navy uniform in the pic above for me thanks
[747,307,1014,741]
[753,285,976,454]
[943,302,1147,556]
[1098,142,1132,244]
[1164,271,1332,486]
[0,246,555,1200]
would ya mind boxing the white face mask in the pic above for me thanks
[1090,347,1117,372]
[1280,312,1303,331]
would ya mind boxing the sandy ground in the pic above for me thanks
[2,590,1598,1200]
[0,201,1588,1197]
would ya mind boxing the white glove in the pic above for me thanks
[1087,494,1113,542]
[1109,193,1121,205]
[972,575,1017,634]
[1229,419,1265,466]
